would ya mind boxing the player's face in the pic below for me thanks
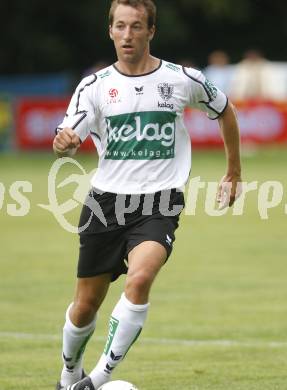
[109,4,155,65]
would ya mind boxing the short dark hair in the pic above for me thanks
[109,0,157,29]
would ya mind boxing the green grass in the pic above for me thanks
[0,147,287,389]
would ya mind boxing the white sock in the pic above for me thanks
[61,303,96,386]
[89,293,149,388]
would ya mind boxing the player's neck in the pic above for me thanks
[115,55,160,76]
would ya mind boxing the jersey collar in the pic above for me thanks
[113,60,162,78]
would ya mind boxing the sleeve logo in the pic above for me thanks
[204,79,218,100]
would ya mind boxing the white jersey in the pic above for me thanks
[57,60,227,194]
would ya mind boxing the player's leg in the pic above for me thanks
[59,274,111,388]
[87,241,167,389]
[125,240,167,303]
[66,192,183,389]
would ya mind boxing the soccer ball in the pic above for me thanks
[98,380,138,390]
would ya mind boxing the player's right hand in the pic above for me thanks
[53,127,81,154]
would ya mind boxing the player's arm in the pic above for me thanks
[217,101,242,207]
[183,67,242,207]
[53,74,98,158]
[53,127,81,158]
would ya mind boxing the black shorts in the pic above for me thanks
[77,188,185,281]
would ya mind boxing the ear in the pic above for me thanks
[148,25,156,41]
[109,25,114,40]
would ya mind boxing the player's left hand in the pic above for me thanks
[217,173,242,209]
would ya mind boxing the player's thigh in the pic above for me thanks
[126,213,180,281]
[127,240,167,283]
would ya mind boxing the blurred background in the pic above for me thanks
[1,0,287,150]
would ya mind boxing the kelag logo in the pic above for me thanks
[105,111,176,160]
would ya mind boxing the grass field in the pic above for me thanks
[0,147,287,390]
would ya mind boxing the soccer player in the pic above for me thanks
[53,1,242,389]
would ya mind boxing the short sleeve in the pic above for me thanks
[56,74,98,141]
[183,67,228,120]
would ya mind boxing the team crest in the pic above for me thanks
[157,83,174,101]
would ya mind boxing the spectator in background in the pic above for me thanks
[229,49,287,101]
[204,50,235,95]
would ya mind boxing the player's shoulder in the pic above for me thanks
[160,60,186,82]
[75,73,98,95]
[78,65,114,88]
[161,60,204,83]
[161,60,183,75]
[181,65,205,84]
[95,64,114,81]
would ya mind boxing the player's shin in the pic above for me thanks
[89,293,149,388]
[61,303,96,386]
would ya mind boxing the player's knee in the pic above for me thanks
[126,270,153,295]
[72,299,98,324]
